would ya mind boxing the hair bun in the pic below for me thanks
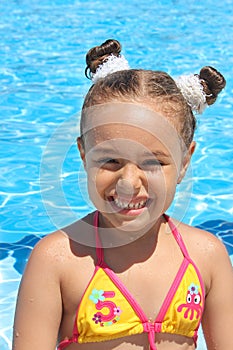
[199,66,226,105]
[85,39,122,79]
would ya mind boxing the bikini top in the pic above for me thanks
[57,212,205,350]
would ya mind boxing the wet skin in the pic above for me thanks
[78,120,192,241]
[12,104,233,350]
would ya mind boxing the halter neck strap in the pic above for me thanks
[93,211,104,266]
[163,214,190,258]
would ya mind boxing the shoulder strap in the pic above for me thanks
[93,211,104,266]
[164,214,190,259]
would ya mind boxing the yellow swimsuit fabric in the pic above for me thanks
[76,261,204,343]
[57,214,204,350]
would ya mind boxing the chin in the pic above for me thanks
[101,207,161,234]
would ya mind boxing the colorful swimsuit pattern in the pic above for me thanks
[58,212,205,350]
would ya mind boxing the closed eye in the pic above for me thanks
[141,159,163,168]
[143,159,161,165]
[97,158,119,164]
[95,158,121,170]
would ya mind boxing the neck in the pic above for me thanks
[96,213,166,273]
[97,211,164,249]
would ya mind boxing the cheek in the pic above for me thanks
[147,167,178,197]
[86,168,105,210]
[87,167,113,197]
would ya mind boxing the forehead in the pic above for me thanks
[84,123,166,150]
[82,102,184,156]
[85,126,178,167]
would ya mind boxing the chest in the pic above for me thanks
[59,241,204,350]
[61,250,184,321]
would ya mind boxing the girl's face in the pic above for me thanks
[79,103,195,234]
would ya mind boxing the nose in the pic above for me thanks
[116,163,143,196]
[116,178,135,198]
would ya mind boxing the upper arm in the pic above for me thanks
[13,234,63,350]
[201,238,233,350]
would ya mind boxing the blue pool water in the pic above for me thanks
[0,1,233,349]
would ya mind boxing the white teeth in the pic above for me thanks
[115,198,127,208]
[113,198,147,210]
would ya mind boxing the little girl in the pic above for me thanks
[13,39,233,350]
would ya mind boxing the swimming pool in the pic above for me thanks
[0,0,232,349]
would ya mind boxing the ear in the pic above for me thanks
[77,137,86,169]
[177,141,196,184]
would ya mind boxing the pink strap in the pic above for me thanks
[93,211,104,266]
[164,214,190,258]
[143,321,160,349]
[94,212,191,264]
[57,335,78,350]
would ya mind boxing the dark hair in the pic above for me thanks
[85,39,121,79]
[198,66,226,105]
[82,39,226,148]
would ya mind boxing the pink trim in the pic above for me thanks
[73,265,101,333]
[57,335,78,350]
[187,256,205,336]
[94,211,104,266]
[188,257,205,308]
[103,266,148,322]
[193,331,198,347]
[164,215,205,300]
[57,264,101,349]
[148,330,157,350]
[155,259,189,322]
[143,322,160,349]
[164,214,190,258]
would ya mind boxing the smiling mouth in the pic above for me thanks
[110,197,148,210]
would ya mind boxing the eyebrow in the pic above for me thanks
[90,148,118,154]
[91,148,170,158]
[143,151,170,158]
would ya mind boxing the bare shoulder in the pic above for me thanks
[30,212,96,263]
[30,229,93,265]
[171,218,232,292]
[23,230,71,279]
[173,218,229,258]
[30,230,70,259]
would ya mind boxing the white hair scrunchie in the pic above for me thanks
[175,74,207,114]
[91,55,207,114]
[91,54,130,84]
